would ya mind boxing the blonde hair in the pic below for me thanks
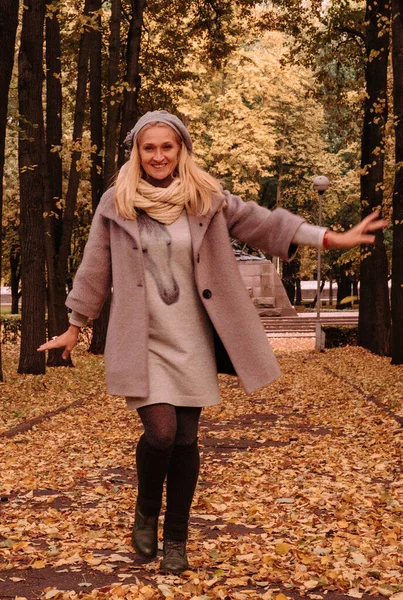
[114,123,222,220]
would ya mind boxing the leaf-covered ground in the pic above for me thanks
[0,342,402,600]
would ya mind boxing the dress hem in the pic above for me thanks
[125,396,221,410]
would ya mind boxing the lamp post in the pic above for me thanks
[312,176,330,351]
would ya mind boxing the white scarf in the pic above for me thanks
[134,179,188,225]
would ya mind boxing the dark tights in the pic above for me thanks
[138,403,201,448]
[136,404,201,541]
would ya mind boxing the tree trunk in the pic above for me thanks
[282,258,299,305]
[0,0,19,380]
[283,279,295,305]
[89,0,103,212]
[295,278,302,306]
[10,244,21,315]
[88,0,110,355]
[311,279,325,309]
[18,0,47,375]
[391,0,403,364]
[55,0,91,315]
[45,0,72,367]
[89,0,121,355]
[276,136,285,209]
[358,0,391,355]
[104,0,121,188]
[336,270,353,309]
[117,0,147,166]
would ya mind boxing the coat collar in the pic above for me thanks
[100,192,141,246]
[99,188,225,253]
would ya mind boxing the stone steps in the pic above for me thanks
[262,315,358,337]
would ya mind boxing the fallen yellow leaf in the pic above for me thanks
[275,542,291,555]
[304,581,319,590]
[44,590,62,600]
[347,589,363,599]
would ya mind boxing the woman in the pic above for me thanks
[38,110,386,575]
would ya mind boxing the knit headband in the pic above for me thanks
[124,110,193,159]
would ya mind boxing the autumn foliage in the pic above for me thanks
[0,0,403,370]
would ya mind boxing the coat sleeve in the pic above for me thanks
[65,191,113,319]
[222,190,306,261]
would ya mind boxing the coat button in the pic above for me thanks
[202,289,212,299]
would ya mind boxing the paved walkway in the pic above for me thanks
[0,347,402,599]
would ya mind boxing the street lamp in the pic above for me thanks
[312,176,330,351]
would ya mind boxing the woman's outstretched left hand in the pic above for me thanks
[325,211,388,250]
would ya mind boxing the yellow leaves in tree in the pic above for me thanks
[179,30,332,202]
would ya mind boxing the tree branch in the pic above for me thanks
[334,25,366,43]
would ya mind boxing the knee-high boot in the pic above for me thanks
[133,434,173,558]
[161,440,200,573]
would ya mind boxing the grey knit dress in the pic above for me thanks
[125,210,221,409]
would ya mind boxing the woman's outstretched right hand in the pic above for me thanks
[37,325,80,360]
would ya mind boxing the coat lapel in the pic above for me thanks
[187,195,225,257]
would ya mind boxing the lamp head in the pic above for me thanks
[313,176,330,194]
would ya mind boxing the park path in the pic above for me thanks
[0,345,402,600]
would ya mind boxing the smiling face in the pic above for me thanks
[137,125,182,187]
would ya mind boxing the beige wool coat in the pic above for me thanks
[66,187,305,396]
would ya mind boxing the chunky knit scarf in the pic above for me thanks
[134,178,187,225]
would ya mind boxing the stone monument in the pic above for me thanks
[237,259,297,317]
